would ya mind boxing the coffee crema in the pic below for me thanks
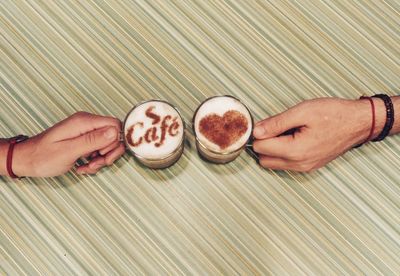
[123,100,184,168]
[194,96,253,154]
[199,110,248,150]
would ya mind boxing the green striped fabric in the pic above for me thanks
[1,0,400,274]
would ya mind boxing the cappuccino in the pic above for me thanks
[193,96,253,163]
[123,100,185,169]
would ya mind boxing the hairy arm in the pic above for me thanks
[253,96,399,172]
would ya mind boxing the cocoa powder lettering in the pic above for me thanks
[126,106,181,148]
[145,106,161,125]
[126,122,144,147]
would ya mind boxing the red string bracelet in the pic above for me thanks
[6,139,19,178]
[354,96,375,148]
[6,135,29,179]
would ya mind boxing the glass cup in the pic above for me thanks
[192,95,254,164]
[123,100,185,169]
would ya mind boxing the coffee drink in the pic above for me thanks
[193,96,253,163]
[123,100,185,169]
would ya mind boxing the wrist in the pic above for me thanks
[353,97,387,146]
[352,99,375,145]
[370,97,386,140]
[12,138,35,177]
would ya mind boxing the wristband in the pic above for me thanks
[6,135,29,179]
[354,96,376,148]
[371,94,394,142]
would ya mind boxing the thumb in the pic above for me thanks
[253,107,304,139]
[67,126,118,158]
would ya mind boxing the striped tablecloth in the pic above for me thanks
[1,1,400,274]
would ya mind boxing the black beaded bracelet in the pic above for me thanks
[371,94,394,142]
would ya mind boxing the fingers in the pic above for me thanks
[65,126,119,159]
[253,125,317,172]
[99,140,120,156]
[104,143,125,166]
[258,154,317,172]
[90,151,100,159]
[49,112,122,141]
[252,103,309,171]
[76,143,125,175]
[82,151,100,159]
[253,135,297,159]
[260,156,317,172]
[76,156,106,175]
[253,104,305,140]
[259,155,295,171]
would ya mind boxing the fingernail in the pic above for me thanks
[104,127,117,140]
[253,126,265,137]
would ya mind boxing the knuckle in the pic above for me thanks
[295,101,312,115]
[85,132,96,145]
[105,116,121,128]
[71,111,90,124]
[301,99,316,106]
[271,117,282,132]
[298,100,310,107]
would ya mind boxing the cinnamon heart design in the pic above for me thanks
[199,110,249,150]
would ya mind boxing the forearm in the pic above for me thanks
[0,139,8,176]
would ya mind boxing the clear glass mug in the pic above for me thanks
[192,95,254,164]
[122,100,185,169]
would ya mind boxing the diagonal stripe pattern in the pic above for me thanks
[1,0,400,274]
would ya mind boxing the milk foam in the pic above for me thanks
[194,96,252,153]
[124,101,184,159]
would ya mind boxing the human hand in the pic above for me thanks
[252,98,385,172]
[13,112,125,177]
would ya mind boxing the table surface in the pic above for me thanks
[1,1,400,275]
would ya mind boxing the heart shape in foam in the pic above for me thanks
[199,110,249,150]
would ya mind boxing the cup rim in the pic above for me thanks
[122,99,186,161]
[192,95,254,156]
